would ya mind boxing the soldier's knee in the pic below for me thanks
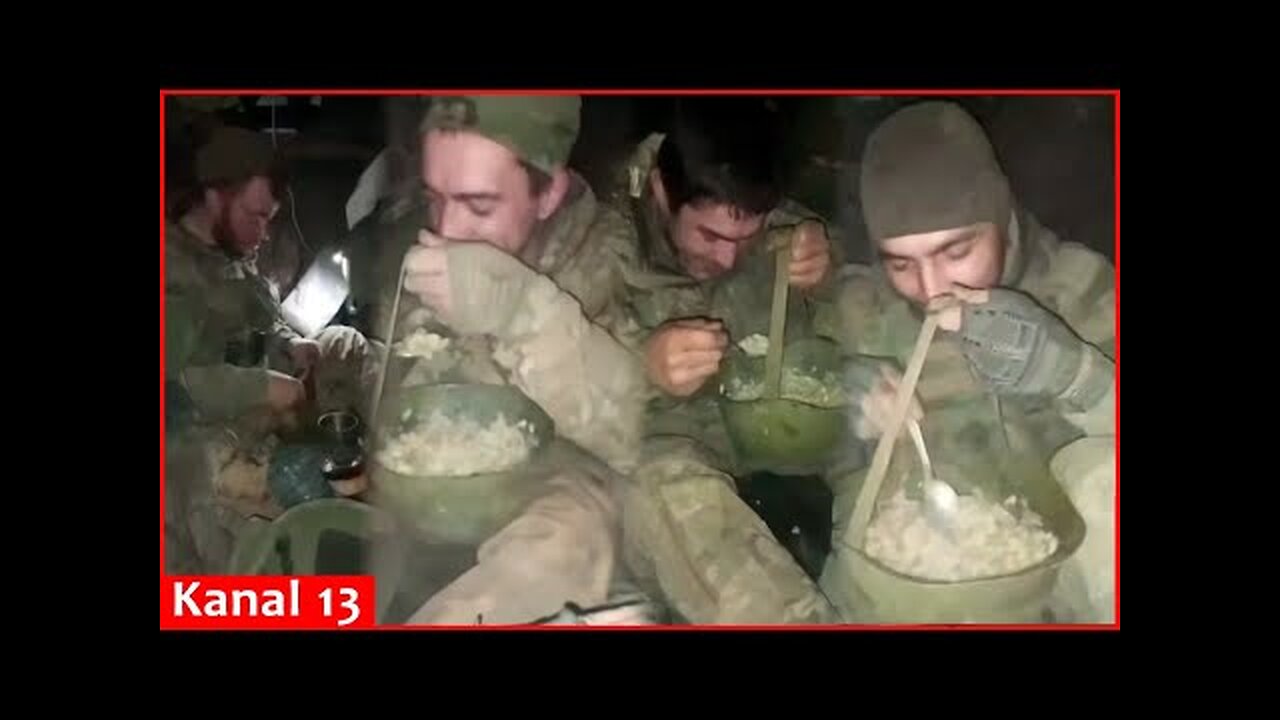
[622,460,748,554]
[619,468,837,624]
[632,455,736,500]
[646,521,834,624]
[486,473,617,560]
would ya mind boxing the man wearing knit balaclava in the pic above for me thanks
[822,101,1115,624]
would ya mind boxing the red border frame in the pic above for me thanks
[160,89,1120,631]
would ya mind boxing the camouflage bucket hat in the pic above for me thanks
[420,95,581,175]
[195,126,277,186]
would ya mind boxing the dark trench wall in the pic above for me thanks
[164,94,1117,296]
[568,95,1117,265]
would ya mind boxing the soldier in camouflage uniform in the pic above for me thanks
[376,95,653,625]
[605,99,848,624]
[164,126,376,573]
[819,101,1116,622]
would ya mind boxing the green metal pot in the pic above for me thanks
[821,442,1086,624]
[717,337,850,475]
[367,383,556,545]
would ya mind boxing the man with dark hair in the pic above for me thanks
[608,98,844,624]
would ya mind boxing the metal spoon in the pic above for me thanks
[907,419,960,539]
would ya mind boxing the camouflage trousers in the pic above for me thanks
[621,438,838,624]
[406,469,622,626]
[164,427,276,574]
[165,326,378,575]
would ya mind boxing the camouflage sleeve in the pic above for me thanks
[444,242,650,474]
[237,269,300,375]
[495,275,649,474]
[828,263,889,356]
[1040,242,1115,437]
[166,287,273,422]
[266,315,303,370]
[1046,242,1116,357]
[579,216,653,355]
[165,293,204,383]
[590,221,744,479]
[1034,243,1115,622]
[1061,368,1113,438]
[593,290,651,357]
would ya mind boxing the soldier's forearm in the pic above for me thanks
[498,278,650,473]
[179,364,272,421]
[591,294,652,355]
[515,337,647,473]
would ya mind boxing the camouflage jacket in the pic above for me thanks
[605,133,847,475]
[165,217,302,424]
[373,173,648,474]
[831,205,1115,501]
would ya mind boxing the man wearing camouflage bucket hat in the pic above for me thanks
[370,95,656,625]
[164,125,379,572]
[820,101,1116,622]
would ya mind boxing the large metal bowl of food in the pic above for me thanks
[367,383,556,545]
[717,336,850,475]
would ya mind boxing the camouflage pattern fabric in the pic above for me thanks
[820,206,1115,621]
[606,133,846,624]
[367,172,648,474]
[165,219,295,422]
[367,170,653,624]
[165,218,377,573]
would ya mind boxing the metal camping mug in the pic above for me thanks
[317,410,368,497]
